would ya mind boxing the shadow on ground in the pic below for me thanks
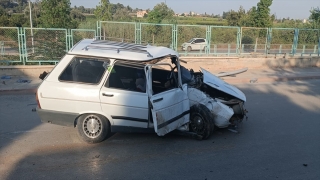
[1,70,320,180]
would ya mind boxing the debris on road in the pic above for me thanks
[16,79,31,83]
[1,75,11,79]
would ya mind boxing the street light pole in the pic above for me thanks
[29,0,34,53]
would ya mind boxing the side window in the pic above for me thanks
[199,39,205,43]
[194,39,200,43]
[151,67,178,95]
[105,64,146,93]
[59,57,108,84]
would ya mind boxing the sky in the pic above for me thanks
[69,0,319,20]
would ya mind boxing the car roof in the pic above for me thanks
[68,39,179,62]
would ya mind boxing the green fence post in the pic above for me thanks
[97,21,101,40]
[228,44,231,56]
[237,27,241,54]
[266,28,272,55]
[22,27,27,65]
[292,29,299,55]
[301,45,305,56]
[279,44,282,54]
[318,37,320,56]
[242,44,244,54]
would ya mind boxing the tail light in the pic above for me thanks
[36,90,41,109]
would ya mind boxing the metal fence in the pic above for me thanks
[0,21,319,64]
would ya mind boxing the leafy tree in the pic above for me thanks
[94,0,112,21]
[112,8,132,21]
[40,0,75,28]
[309,7,320,29]
[70,9,86,21]
[226,6,245,26]
[253,0,273,27]
[147,2,174,24]
[111,3,125,14]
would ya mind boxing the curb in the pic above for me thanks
[223,75,320,84]
[0,89,36,94]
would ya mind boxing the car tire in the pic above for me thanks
[187,46,192,52]
[203,46,206,51]
[77,114,110,143]
[189,104,214,140]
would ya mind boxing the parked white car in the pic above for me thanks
[181,38,207,51]
[36,39,247,143]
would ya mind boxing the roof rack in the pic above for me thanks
[82,40,153,58]
[92,40,147,49]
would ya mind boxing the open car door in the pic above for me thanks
[145,64,190,136]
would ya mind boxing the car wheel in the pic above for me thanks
[187,46,192,52]
[77,114,110,143]
[189,104,214,140]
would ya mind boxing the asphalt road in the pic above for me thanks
[1,80,320,180]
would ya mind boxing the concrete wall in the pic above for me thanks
[1,57,320,78]
[0,65,54,78]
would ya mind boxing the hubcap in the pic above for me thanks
[191,114,204,134]
[83,115,102,138]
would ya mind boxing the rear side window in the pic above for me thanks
[59,57,109,84]
[196,39,205,43]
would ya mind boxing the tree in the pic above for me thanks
[70,9,86,21]
[253,0,273,27]
[40,0,74,28]
[226,6,246,26]
[112,8,132,21]
[309,7,320,29]
[94,0,112,21]
[147,2,174,24]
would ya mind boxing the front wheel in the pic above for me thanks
[77,114,110,143]
[189,104,214,140]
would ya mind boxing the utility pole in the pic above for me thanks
[29,0,34,53]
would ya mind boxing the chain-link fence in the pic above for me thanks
[1,22,320,64]
[99,21,136,43]
[298,29,319,55]
[71,29,96,47]
[210,26,239,55]
[241,27,268,54]
[0,27,21,64]
[269,28,295,55]
[176,25,207,55]
[24,28,68,62]
[140,23,173,48]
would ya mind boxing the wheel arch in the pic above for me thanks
[74,111,113,128]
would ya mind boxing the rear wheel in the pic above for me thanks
[189,104,214,140]
[77,114,110,143]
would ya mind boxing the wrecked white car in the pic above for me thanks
[36,39,247,143]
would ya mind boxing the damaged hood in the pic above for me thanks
[200,67,246,102]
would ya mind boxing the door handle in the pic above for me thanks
[102,93,114,97]
[153,98,163,103]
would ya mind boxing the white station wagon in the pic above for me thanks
[36,39,247,143]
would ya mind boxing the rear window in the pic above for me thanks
[59,57,109,84]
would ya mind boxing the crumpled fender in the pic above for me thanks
[188,88,234,128]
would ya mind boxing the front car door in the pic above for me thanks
[145,63,190,136]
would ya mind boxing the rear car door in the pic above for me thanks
[145,64,190,136]
[100,63,149,129]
